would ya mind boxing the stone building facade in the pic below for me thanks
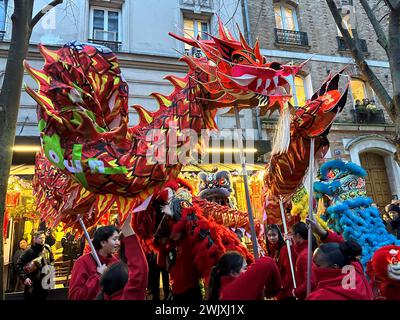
[247,0,399,209]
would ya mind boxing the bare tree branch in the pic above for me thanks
[379,12,390,22]
[384,0,400,11]
[29,0,63,29]
[359,0,389,54]
[326,0,393,111]
[372,0,384,11]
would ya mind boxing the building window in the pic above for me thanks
[350,78,367,102]
[89,7,121,42]
[288,75,310,106]
[183,17,210,55]
[274,3,298,31]
[0,0,8,37]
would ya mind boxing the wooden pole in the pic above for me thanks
[78,217,102,268]
[234,106,259,259]
[279,197,297,289]
[306,137,315,296]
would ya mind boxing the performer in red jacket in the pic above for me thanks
[307,240,373,300]
[207,251,282,300]
[96,213,149,300]
[265,224,296,300]
[291,222,317,300]
[68,225,120,300]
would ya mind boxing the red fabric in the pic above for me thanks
[370,245,400,300]
[322,230,344,243]
[307,262,373,300]
[219,256,282,300]
[274,245,297,300]
[68,252,118,300]
[293,241,316,300]
[104,235,148,300]
[3,210,9,238]
[169,236,202,294]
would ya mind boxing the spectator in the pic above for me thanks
[387,204,400,239]
[96,213,148,300]
[366,99,378,112]
[147,251,170,300]
[61,232,79,262]
[16,231,54,300]
[307,241,373,300]
[11,239,28,292]
[355,99,367,123]
[207,251,281,300]
[265,224,296,300]
[68,225,120,300]
[290,222,317,300]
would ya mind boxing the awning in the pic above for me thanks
[10,165,35,175]
[9,163,266,176]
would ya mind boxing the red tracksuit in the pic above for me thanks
[307,230,373,300]
[293,241,316,300]
[307,262,374,300]
[68,250,118,300]
[103,235,148,300]
[219,256,282,300]
[268,243,297,300]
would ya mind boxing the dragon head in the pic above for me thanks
[169,18,304,113]
[197,170,233,206]
[371,245,400,283]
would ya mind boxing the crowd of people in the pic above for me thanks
[11,200,400,301]
[354,98,379,123]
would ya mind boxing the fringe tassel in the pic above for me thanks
[271,102,291,155]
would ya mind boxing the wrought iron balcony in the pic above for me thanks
[87,39,122,52]
[350,108,385,124]
[274,28,309,47]
[337,36,368,52]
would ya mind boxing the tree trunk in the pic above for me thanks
[0,0,34,300]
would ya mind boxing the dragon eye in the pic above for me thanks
[219,178,226,185]
[180,201,190,208]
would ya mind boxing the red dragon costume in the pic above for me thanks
[24,21,349,292]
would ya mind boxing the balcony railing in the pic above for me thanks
[87,39,122,52]
[274,28,309,47]
[350,109,385,124]
[0,30,5,41]
[337,36,368,52]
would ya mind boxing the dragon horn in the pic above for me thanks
[237,23,252,51]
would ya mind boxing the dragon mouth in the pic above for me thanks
[388,263,400,281]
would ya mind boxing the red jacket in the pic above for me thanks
[219,256,282,300]
[169,236,202,295]
[104,235,148,300]
[268,243,297,300]
[322,230,344,243]
[68,251,118,300]
[293,241,316,300]
[307,262,374,300]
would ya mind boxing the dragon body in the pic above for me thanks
[25,22,349,289]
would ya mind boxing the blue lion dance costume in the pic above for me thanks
[314,159,400,267]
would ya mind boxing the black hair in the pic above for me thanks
[292,222,318,251]
[96,262,128,299]
[92,226,118,251]
[33,230,45,238]
[18,238,27,244]
[317,240,362,268]
[207,251,244,301]
[265,224,285,258]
